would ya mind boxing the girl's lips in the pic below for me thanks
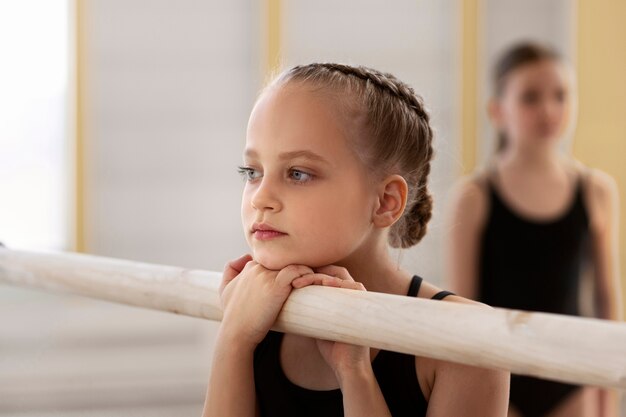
[253,230,287,241]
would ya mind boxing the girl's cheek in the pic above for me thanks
[519,107,538,125]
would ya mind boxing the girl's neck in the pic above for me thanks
[334,236,412,296]
[498,142,563,174]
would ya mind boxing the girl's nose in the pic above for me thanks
[542,98,562,118]
[251,178,281,212]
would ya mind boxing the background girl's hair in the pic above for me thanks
[270,63,434,249]
[492,42,561,153]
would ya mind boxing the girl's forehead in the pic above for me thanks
[509,60,568,89]
[245,84,359,161]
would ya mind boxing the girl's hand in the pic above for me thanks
[219,254,315,349]
[291,265,371,379]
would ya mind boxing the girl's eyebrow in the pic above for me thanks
[279,150,330,165]
[243,148,330,165]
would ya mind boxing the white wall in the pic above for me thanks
[84,0,260,271]
[0,1,70,251]
[1,1,260,415]
[81,0,261,410]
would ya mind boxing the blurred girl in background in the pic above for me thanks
[445,42,622,417]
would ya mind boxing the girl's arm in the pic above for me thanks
[587,169,622,321]
[586,170,623,417]
[292,268,393,417]
[337,366,392,417]
[339,330,509,417]
[422,297,509,416]
[202,328,259,417]
[444,176,489,300]
[202,256,316,417]
[425,357,510,417]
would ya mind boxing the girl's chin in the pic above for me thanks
[252,251,342,271]
[254,258,290,271]
[252,251,296,270]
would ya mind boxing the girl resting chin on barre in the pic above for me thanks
[202,63,510,417]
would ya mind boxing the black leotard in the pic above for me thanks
[253,275,453,417]
[478,170,590,417]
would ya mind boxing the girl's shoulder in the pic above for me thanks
[568,158,617,192]
[575,161,619,202]
[415,350,509,412]
[446,168,492,229]
[414,278,485,307]
[571,160,619,232]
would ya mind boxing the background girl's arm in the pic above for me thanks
[586,170,623,417]
[587,169,622,321]
[444,176,488,300]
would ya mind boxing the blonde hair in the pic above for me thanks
[268,63,435,248]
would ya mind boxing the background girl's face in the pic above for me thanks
[494,59,571,150]
[240,84,376,270]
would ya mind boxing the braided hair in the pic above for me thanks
[269,63,435,249]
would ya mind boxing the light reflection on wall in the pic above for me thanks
[0,1,70,250]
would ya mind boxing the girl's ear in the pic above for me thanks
[372,174,408,228]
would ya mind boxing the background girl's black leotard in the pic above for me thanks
[478,171,590,417]
[253,275,452,417]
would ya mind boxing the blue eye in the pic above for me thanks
[289,169,314,183]
[237,166,262,182]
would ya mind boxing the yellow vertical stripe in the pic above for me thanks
[266,0,281,77]
[461,0,480,174]
[75,0,85,252]
[573,0,626,317]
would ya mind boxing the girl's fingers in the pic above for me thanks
[292,274,366,291]
[336,281,366,291]
[223,254,253,275]
[220,254,254,290]
[275,264,315,288]
[229,254,254,274]
[292,273,343,288]
[314,265,355,282]
[291,274,322,288]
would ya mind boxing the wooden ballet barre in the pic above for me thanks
[1,247,625,390]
